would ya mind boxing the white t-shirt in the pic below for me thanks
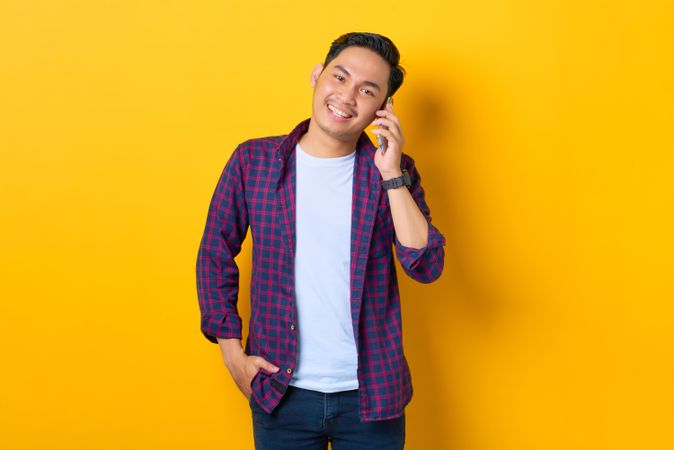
[288,142,359,392]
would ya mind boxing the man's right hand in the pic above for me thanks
[217,338,280,400]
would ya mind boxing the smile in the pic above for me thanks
[327,103,353,120]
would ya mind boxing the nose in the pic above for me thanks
[336,86,357,106]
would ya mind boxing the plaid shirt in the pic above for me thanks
[196,117,446,422]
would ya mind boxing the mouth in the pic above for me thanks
[326,103,354,122]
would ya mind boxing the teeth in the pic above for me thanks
[328,104,352,118]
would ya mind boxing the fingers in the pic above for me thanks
[241,355,280,400]
[374,110,400,127]
[372,125,402,143]
[372,118,398,131]
[372,117,401,136]
[254,355,280,373]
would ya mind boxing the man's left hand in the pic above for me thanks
[372,98,405,179]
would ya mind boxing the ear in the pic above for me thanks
[310,63,324,88]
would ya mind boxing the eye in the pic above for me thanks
[334,74,345,81]
[361,88,374,96]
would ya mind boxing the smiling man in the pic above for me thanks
[196,32,446,450]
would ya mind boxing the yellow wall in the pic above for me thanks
[1,1,672,449]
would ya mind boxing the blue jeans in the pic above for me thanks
[249,385,406,449]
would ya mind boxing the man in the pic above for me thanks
[196,32,446,450]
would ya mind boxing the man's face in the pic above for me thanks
[309,46,391,143]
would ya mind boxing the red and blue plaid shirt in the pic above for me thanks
[196,117,446,422]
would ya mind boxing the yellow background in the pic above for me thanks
[1,1,672,449]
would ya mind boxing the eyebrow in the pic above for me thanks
[334,65,382,91]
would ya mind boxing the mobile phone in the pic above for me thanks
[377,97,391,154]
[377,126,387,154]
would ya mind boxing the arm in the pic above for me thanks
[218,337,245,370]
[196,145,249,343]
[387,155,446,283]
[371,99,445,284]
[197,149,281,399]
[384,175,429,250]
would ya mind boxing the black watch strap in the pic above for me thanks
[382,169,412,190]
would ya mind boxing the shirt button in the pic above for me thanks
[286,368,293,374]
[290,324,295,331]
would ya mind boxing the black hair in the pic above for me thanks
[322,32,406,103]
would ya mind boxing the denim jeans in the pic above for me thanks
[249,385,406,449]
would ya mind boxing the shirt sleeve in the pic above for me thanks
[196,145,249,343]
[394,155,446,284]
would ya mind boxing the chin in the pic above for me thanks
[322,125,349,141]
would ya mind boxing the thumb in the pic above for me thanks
[260,358,280,372]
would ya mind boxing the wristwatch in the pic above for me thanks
[382,169,412,190]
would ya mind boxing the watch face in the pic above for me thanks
[403,170,411,186]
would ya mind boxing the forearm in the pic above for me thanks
[217,337,245,370]
[384,171,429,249]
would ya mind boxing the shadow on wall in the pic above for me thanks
[397,60,511,450]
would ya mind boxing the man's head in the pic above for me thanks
[308,32,406,144]
[322,32,406,102]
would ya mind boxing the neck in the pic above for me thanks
[298,118,358,158]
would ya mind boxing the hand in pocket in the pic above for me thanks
[228,353,280,400]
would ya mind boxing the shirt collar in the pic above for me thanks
[276,117,378,162]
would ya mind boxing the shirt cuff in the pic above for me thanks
[200,311,243,344]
